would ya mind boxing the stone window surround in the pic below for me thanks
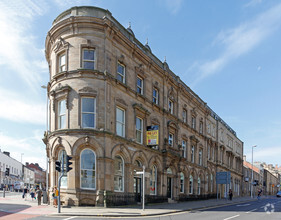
[135,116,143,144]
[80,148,96,190]
[79,40,97,70]
[117,61,126,84]
[54,37,69,74]
[50,84,71,130]
[136,75,144,95]
[133,103,150,144]
[152,82,160,105]
[115,98,127,138]
[78,87,98,129]
[167,121,178,149]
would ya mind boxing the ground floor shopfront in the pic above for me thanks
[46,131,242,206]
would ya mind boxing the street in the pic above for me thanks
[40,197,281,220]
[0,194,280,220]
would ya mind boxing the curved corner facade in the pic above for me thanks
[45,6,244,206]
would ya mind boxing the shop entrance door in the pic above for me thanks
[167,177,172,198]
[134,177,141,202]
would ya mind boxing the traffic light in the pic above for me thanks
[66,155,72,172]
[55,161,61,172]
[5,168,9,176]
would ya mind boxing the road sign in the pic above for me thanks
[216,171,231,184]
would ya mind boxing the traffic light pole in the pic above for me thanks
[3,177,5,198]
[56,153,72,213]
[3,170,9,198]
[58,172,63,213]
[58,153,64,214]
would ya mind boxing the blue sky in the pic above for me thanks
[0,0,280,169]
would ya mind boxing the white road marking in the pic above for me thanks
[223,214,240,220]
[236,203,250,207]
[63,217,77,220]
[246,208,257,213]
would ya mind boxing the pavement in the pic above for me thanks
[0,192,261,217]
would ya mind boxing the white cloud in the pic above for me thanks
[245,146,281,165]
[164,0,183,15]
[0,88,45,125]
[0,131,46,169]
[188,2,281,87]
[0,0,48,88]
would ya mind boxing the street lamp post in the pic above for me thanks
[41,85,49,195]
[251,145,257,198]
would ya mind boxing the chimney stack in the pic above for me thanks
[3,151,10,157]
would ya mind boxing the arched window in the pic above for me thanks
[150,165,157,195]
[114,155,124,192]
[180,172,184,193]
[134,160,142,168]
[198,177,201,195]
[58,150,67,188]
[80,149,96,189]
[189,175,193,194]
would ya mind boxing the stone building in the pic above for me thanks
[25,163,46,188]
[44,6,243,206]
[23,166,35,188]
[243,158,263,197]
[264,169,280,196]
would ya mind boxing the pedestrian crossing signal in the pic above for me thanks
[66,155,72,172]
[55,161,61,172]
[5,168,9,176]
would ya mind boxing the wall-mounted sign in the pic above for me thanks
[146,125,159,146]
[216,171,231,184]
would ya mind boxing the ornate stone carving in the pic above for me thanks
[116,98,127,106]
[85,136,90,145]
[78,87,97,95]
[120,145,124,152]
[132,103,150,115]
[135,64,144,75]
[119,54,125,63]
[54,37,69,53]
[190,107,198,117]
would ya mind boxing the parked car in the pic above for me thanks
[277,191,281,197]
